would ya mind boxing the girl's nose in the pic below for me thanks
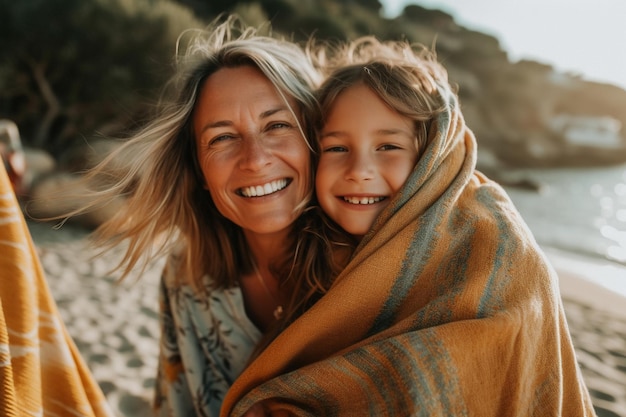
[345,152,374,182]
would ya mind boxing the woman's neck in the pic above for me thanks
[243,228,291,271]
[240,228,293,332]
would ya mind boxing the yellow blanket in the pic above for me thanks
[0,166,113,416]
[223,88,596,416]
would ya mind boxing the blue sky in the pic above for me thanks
[380,0,626,90]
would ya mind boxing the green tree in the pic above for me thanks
[0,0,202,157]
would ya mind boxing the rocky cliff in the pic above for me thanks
[394,5,626,170]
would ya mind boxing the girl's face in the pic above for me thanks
[194,65,311,241]
[316,83,418,238]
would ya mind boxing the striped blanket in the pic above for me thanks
[222,89,596,416]
[0,166,113,416]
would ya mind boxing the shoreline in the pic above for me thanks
[27,221,626,417]
[544,245,626,301]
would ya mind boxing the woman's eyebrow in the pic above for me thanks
[199,120,233,135]
[259,106,289,119]
[199,107,289,135]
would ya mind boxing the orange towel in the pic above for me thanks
[222,87,596,416]
[0,165,114,417]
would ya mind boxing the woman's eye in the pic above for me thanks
[268,122,290,130]
[209,134,235,145]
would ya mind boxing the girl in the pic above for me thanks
[227,37,595,417]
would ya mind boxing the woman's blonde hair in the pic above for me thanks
[72,16,340,319]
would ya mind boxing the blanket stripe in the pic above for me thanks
[222,85,596,416]
[0,165,114,417]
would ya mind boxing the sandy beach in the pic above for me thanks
[27,220,626,417]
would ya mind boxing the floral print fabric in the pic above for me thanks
[155,254,261,417]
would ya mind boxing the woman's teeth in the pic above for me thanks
[240,179,288,197]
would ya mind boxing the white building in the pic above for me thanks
[549,114,624,148]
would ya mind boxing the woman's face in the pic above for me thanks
[194,65,311,239]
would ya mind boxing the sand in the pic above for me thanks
[27,221,626,417]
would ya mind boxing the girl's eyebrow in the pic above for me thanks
[199,106,289,134]
[320,130,340,138]
[321,128,411,139]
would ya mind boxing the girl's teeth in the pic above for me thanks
[343,196,384,205]
[241,179,288,197]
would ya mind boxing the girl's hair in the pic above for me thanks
[309,37,453,253]
[71,16,341,321]
[313,36,450,155]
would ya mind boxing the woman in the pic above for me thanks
[4,16,338,417]
[225,37,596,417]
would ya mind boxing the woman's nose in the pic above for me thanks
[238,136,272,171]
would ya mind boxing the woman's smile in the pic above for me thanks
[237,178,291,197]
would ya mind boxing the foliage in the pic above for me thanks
[1,0,624,169]
[0,0,203,157]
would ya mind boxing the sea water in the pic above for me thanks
[500,164,626,298]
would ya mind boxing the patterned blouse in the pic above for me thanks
[154,254,262,417]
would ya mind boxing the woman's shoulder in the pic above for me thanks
[160,242,225,291]
[161,242,199,288]
[162,250,182,283]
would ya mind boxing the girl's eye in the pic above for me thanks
[323,145,347,153]
[379,144,401,151]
